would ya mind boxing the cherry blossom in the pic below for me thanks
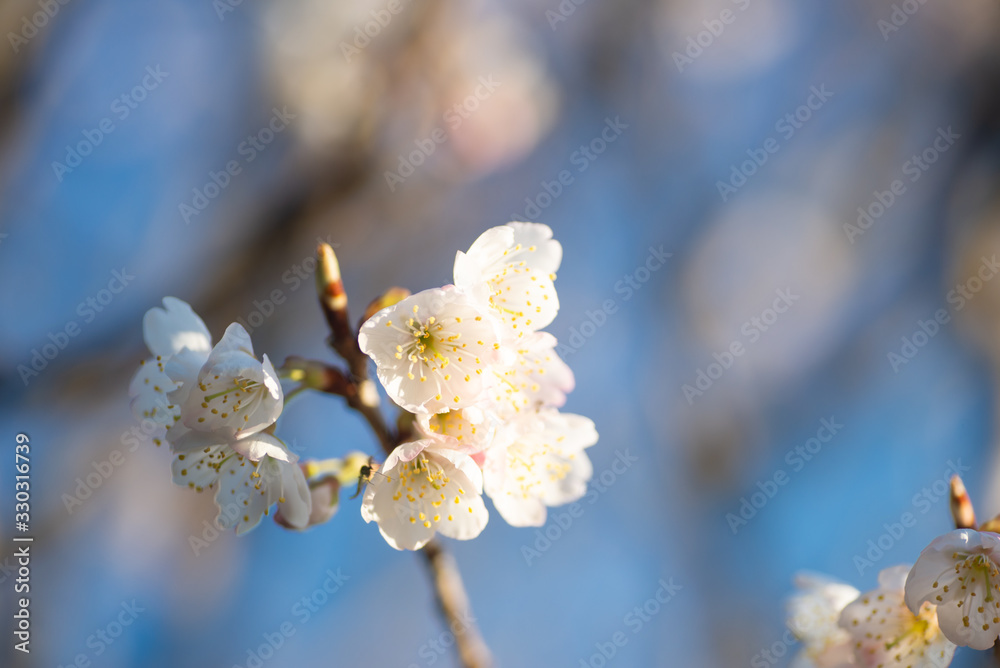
[454,222,561,340]
[178,323,283,440]
[482,409,597,527]
[172,437,310,534]
[358,287,502,414]
[129,297,213,444]
[905,529,1000,650]
[840,564,955,667]
[786,573,859,668]
[361,438,488,550]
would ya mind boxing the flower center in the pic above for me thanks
[389,454,462,528]
[199,375,266,424]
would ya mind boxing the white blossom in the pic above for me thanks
[129,297,213,445]
[173,436,310,534]
[361,438,488,550]
[178,323,283,440]
[787,572,859,668]
[482,409,597,527]
[454,222,561,340]
[130,300,283,446]
[358,287,503,414]
[840,564,955,667]
[905,529,1000,650]
[485,331,574,419]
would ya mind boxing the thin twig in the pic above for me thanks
[315,243,492,668]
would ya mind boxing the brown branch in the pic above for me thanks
[315,243,492,668]
[420,541,492,668]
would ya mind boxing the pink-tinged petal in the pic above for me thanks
[278,475,340,530]
[142,297,211,358]
[934,595,996,650]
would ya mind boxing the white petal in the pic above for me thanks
[214,454,271,535]
[415,408,497,452]
[489,485,548,527]
[129,359,178,427]
[361,439,487,550]
[172,445,226,491]
[483,409,597,525]
[231,433,298,463]
[453,223,562,339]
[274,460,311,529]
[181,332,283,439]
[358,287,502,414]
[506,222,562,274]
[453,226,516,287]
[212,322,255,357]
[935,591,997,650]
[143,297,211,358]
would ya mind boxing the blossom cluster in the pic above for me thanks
[129,298,311,533]
[788,528,1000,666]
[357,222,599,550]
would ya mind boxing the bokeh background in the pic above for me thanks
[3,0,1000,666]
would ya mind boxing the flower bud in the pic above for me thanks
[276,466,340,530]
[949,475,976,530]
[362,287,411,322]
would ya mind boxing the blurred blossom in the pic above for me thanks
[656,0,799,81]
